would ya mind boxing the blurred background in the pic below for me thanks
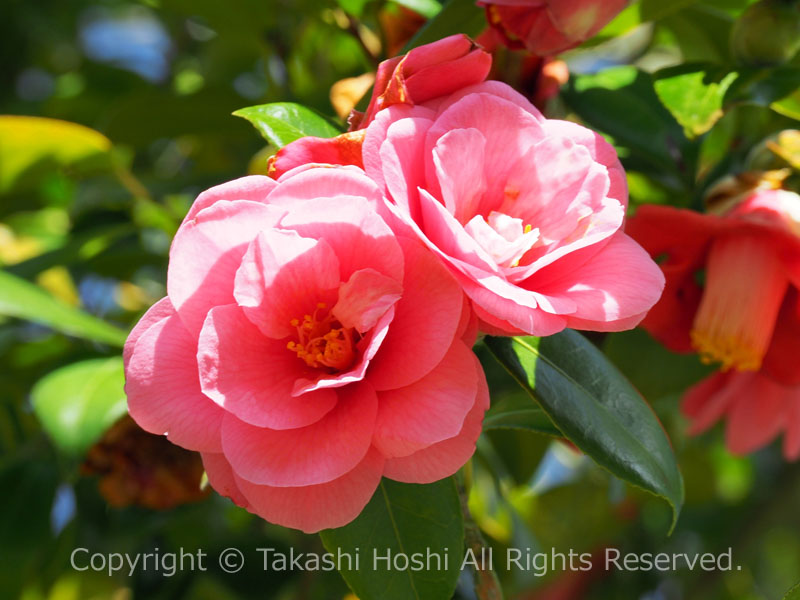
[2,0,800,599]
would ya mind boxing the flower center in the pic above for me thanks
[286,303,357,372]
[464,211,540,268]
[690,234,788,371]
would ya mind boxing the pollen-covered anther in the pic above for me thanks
[287,303,356,371]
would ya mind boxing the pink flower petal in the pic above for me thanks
[376,114,436,221]
[533,232,665,328]
[221,381,378,487]
[424,93,544,209]
[430,80,545,121]
[333,268,403,332]
[383,354,489,483]
[432,128,488,223]
[233,230,341,340]
[541,119,627,208]
[168,200,284,335]
[234,447,384,533]
[183,175,277,224]
[363,104,436,202]
[367,236,465,390]
[279,197,404,284]
[198,304,337,429]
[123,296,175,370]
[202,452,251,509]
[373,340,478,457]
[126,312,223,453]
[270,165,382,206]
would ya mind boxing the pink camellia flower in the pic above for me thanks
[268,34,491,179]
[124,166,488,532]
[480,0,630,56]
[627,184,800,458]
[360,81,664,336]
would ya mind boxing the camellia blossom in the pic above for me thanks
[359,80,664,336]
[479,0,630,56]
[267,34,491,179]
[124,167,488,532]
[627,184,800,457]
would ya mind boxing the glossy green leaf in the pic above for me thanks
[0,116,113,194]
[320,478,464,600]
[0,270,128,347]
[31,357,127,455]
[484,393,562,437]
[485,331,684,530]
[233,102,341,148]
[726,66,800,108]
[564,66,692,175]
[654,65,739,138]
[403,0,486,51]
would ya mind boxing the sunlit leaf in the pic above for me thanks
[320,478,464,600]
[233,102,341,148]
[0,270,128,347]
[0,116,112,194]
[31,357,127,456]
[485,331,684,531]
[654,65,739,138]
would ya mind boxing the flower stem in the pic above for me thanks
[457,468,504,600]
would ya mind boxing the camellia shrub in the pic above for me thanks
[3,0,800,599]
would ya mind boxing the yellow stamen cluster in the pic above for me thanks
[286,303,356,371]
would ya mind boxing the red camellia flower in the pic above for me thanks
[627,185,800,457]
[480,0,629,56]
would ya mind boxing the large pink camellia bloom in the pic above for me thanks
[124,166,488,532]
[359,81,664,336]
[627,186,800,458]
[480,0,630,56]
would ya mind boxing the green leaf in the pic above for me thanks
[772,90,800,121]
[403,0,485,51]
[233,102,341,148]
[31,357,127,456]
[337,0,371,17]
[654,64,739,138]
[563,66,692,176]
[0,116,112,194]
[484,393,562,437]
[640,0,700,22]
[0,270,128,347]
[725,66,800,108]
[395,0,442,19]
[485,331,684,530]
[784,582,800,600]
[320,478,464,600]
